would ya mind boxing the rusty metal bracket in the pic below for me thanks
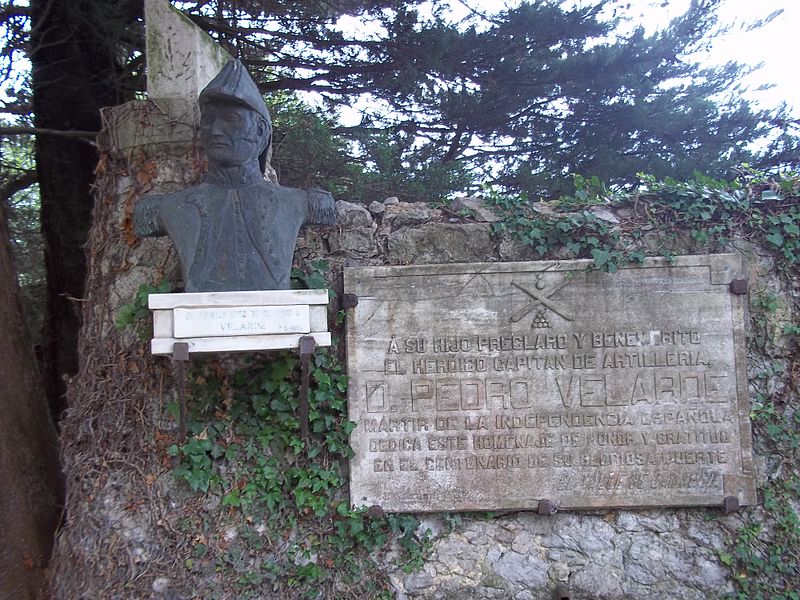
[342,293,359,309]
[298,335,316,441]
[729,279,748,295]
[553,583,571,600]
[723,496,740,515]
[172,342,190,443]
[537,499,557,515]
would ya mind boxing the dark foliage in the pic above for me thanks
[182,0,799,197]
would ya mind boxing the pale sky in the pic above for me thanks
[606,0,798,118]
[598,0,799,116]
[705,0,799,116]
[506,0,799,116]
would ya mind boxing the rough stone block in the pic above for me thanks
[387,222,495,264]
[386,203,432,228]
[328,224,378,257]
[450,196,501,223]
[145,0,230,99]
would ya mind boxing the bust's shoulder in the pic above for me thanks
[243,182,335,224]
[262,181,308,201]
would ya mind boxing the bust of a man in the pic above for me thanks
[134,59,336,292]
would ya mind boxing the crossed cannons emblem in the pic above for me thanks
[509,271,574,326]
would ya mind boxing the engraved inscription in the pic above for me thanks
[173,305,310,338]
[345,257,757,512]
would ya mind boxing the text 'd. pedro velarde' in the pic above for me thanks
[344,255,756,512]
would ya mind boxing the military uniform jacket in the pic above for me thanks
[134,179,336,292]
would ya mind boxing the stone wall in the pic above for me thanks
[303,198,789,600]
[46,101,797,599]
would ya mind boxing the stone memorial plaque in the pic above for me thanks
[173,305,310,338]
[345,255,757,512]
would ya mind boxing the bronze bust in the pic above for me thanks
[134,59,336,292]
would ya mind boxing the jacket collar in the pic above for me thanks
[204,161,264,188]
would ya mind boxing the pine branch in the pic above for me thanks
[0,102,32,116]
[0,126,97,139]
[0,5,30,22]
[0,170,37,204]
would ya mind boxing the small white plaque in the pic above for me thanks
[173,305,310,338]
[148,290,330,355]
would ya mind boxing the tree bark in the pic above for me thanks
[30,0,135,418]
[45,99,204,599]
[0,200,63,600]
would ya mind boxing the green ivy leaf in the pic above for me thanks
[765,232,784,247]
[591,248,609,267]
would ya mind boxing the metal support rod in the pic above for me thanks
[298,336,316,441]
[173,342,190,443]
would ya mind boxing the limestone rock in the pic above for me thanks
[615,511,680,533]
[498,236,540,262]
[387,222,495,264]
[402,567,435,594]
[326,201,378,257]
[571,566,625,599]
[589,206,620,224]
[336,200,373,227]
[623,536,674,585]
[451,196,501,222]
[389,203,433,228]
[490,549,548,589]
[327,223,378,258]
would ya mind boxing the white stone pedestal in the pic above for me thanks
[149,289,331,355]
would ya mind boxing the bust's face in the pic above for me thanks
[200,102,266,168]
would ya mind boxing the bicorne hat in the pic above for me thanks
[199,59,272,173]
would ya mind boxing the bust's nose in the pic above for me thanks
[207,117,228,137]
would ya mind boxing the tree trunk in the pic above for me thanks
[30,0,136,418]
[45,98,204,599]
[0,200,63,600]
